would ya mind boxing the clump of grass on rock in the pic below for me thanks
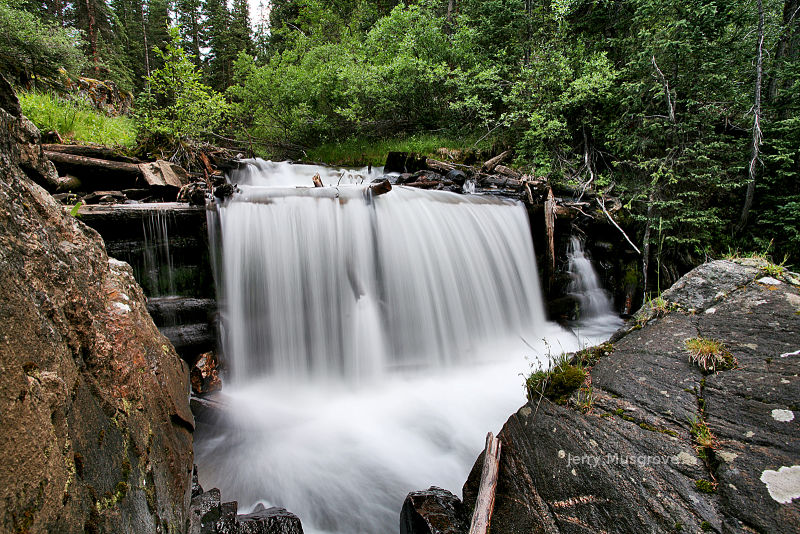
[685,337,736,373]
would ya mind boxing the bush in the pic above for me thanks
[135,27,229,142]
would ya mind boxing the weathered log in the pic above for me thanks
[368,178,392,197]
[43,143,141,163]
[45,150,142,190]
[468,432,501,534]
[147,296,216,326]
[139,160,188,190]
[406,180,442,190]
[480,175,522,189]
[159,323,216,361]
[481,150,512,173]
[312,173,324,187]
[425,158,455,174]
[544,188,556,288]
[494,165,522,179]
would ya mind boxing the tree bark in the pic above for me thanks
[738,0,765,232]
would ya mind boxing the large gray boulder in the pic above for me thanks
[0,76,194,532]
[460,259,800,533]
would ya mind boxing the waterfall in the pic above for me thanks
[141,210,175,296]
[567,236,623,340]
[196,160,619,534]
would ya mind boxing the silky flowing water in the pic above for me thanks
[195,160,621,533]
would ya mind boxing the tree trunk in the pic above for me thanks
[642,191,654,307]
[738,0,765,232]
[84,0,99,75]
[141,2,151,79]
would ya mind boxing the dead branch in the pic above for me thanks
[597,197,641,255]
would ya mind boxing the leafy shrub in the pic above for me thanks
[135,27,229,142]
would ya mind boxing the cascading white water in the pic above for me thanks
[141,209,175,296]
[196,160,621,534]
[567,236,624,338]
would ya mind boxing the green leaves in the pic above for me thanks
[135,27,229,141]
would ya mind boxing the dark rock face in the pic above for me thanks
[0,77,193,533]
[399,487,468,534]
[462,260,800,533]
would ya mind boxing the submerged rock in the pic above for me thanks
[460,259,800,533]
[0,76,193,533]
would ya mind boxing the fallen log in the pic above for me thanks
[425,158,455,174]
[494,164,522,179]
[43,143,141,163]
[468,432,502,534]
[481,150,512,173]
[367,178,392,197]
[45,150,142,190]
[405,180,442,189]
[479,175,522,189]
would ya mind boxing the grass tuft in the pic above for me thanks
[18,91,135,147]
[685,337,736,373]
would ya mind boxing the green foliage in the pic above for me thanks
[695,479,717,493]
[135,27,229,142]
[19,90,135,146]
[525,353,587,406]
[0,0,86,86]
[305,133,484,167]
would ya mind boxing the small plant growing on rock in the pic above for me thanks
[695,479,717,493]
[689,416,718,459]
[685,337,736,372]
[526,353,587,406]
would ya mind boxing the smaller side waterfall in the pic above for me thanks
[567,236,616,319]
[141,210,176,296]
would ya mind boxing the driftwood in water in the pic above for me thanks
[368,178,392,197]
[544,188,556,286]
[468,432,501,534]
[312,173,324,187]
[43,143,141,163]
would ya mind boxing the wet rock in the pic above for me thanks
[238,506,304,534]
[0,75,192,533]
[445,169,467,185]
[462,260,800,533]
[400,487,468,534]
[214,183,236,199]
[191,352,222,395]
[190,488,222,533]
[192,465,205,498]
